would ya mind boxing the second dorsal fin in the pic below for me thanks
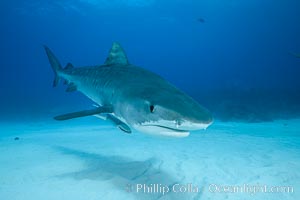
[104,42,129,66]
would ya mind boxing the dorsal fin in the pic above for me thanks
[104,42,129,66]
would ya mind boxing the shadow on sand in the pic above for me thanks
[54,147,197,200]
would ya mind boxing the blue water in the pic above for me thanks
[0,1,300,200]
[1,0,300,121]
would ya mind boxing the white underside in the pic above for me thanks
[133,119,213,137]
[133,124,190,138]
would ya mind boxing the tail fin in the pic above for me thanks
[44,46,63,87]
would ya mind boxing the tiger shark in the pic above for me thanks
[44,42,213,137]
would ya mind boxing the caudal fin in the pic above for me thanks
[44,46,63,87]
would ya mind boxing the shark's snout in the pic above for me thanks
[167,100,213,131]
[125,96,213,137]
[186,109,213,130]
[178,117,213,131]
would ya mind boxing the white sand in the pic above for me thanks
[0,117,299,200]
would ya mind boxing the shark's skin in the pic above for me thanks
[45,42,213,137]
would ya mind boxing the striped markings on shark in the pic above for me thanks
[44,42,213,137]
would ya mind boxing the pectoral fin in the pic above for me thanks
[54,106,113,121]
[107,114,131,134]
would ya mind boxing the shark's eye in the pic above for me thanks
[149,105,155,113]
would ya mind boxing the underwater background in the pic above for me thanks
[1,0,300,122]
[1,0,300,200]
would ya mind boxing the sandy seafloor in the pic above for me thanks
[0,117,299,200]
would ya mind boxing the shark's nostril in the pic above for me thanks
[175,120,182,126]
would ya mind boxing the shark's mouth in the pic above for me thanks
[134,119,212,137]
[143,124,188,132]
[134,124,190,137]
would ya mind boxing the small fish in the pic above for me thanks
[197,18,205,23]
[289,52,300,58]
